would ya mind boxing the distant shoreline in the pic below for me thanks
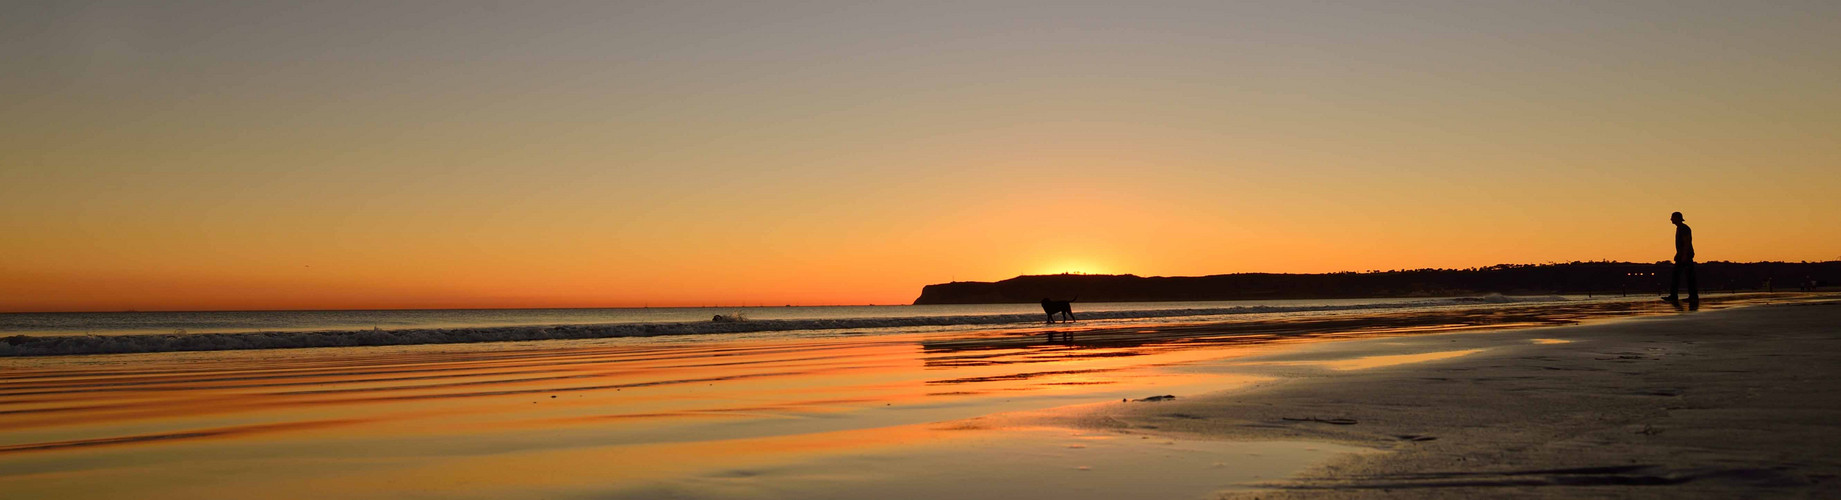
[913,261,1840,305]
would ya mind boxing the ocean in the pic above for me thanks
[0,295,1576,356]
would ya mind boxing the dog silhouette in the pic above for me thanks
[1040,298,1076,324]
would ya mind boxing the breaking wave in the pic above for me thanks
[1,295,1569,357]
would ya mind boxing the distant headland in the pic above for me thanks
[911,261,1840,305]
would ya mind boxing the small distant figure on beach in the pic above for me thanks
[1041,298,1077,324]
[1663,211,1698,308]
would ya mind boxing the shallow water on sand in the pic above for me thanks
[0,295,1798,499]
[0,330,1290,499]
[597,426,1359,500]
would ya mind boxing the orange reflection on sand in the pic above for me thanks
[1305,349,1487,371]
[362,422,989,493]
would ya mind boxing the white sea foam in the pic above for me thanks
[0,295,1570,356]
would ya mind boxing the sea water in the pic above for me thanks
[0,295,1577,356]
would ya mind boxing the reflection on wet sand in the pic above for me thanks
[1309,349,1487,371]
[0,295,1796,498]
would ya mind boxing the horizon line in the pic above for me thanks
[7,259,1835,315]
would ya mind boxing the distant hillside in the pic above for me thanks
[911,261,1841,305]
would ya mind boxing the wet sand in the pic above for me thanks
[1049,298,1841,498]
[1,294,1833,498]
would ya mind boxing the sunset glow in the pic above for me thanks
[3,1,1838,312]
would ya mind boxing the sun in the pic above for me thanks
[1035,259,1112,276]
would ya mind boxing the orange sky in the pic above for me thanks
[3,2,1839,312]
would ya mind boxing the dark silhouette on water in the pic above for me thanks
[1041,298,1077,324]
[1663,211,1699,309]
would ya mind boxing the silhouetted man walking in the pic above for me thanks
[1663,211,1698,306]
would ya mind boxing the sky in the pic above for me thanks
[3,1,1839,312]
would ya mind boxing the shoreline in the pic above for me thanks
[6,293,1801,358]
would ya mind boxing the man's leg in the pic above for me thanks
[1667,263,1683,301]
[1686,262,1699,302]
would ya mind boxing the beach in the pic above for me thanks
[1054,298,1841,498]
[2,295,1837,498]
[10,2,1840,498]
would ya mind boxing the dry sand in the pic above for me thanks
[1039,300,1841,498]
